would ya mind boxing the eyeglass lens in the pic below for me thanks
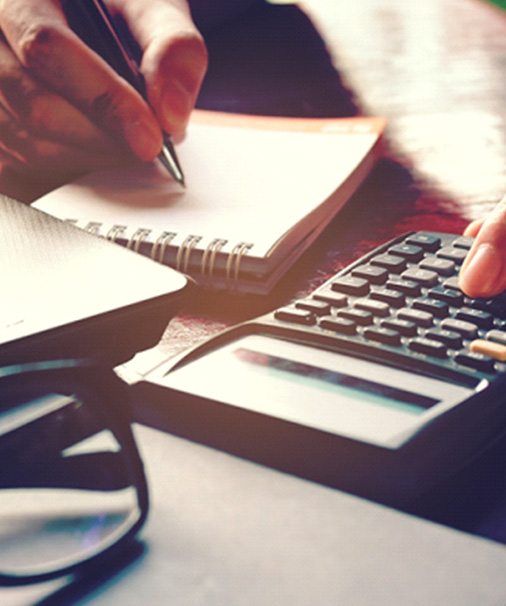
[0,389,141,579]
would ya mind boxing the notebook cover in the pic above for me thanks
[0,195,189,365]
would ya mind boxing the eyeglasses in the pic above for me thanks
[0,359,148,585]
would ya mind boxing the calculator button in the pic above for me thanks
[469,339,506,362]
[436,247,468,264]
[274,308,316,325]
[442,276,461,291]
[370,254,407,273]
[405,233,441,252]
[388,244,424,262]
[409,337,448,359]
[397,308,434,327]
[412,297,449,318]
[428,286,464,306]
[351,264,388,285]
[319,316,357,335]
[452,236,473,249]
[370,288,405,307]
[455,308,493,329]
[440,318,479,339]
[381,318,418,337]
[363,327,401,346]
[296,300,331,316]
[401,268,439,287]
[425,329,463,349]
[354,298,390,317]
[331,276,369,296]
[454,351,495,373]
[486,329,506,346]
[464,297,495,313]
[313,291,348,308]
[386,278,421,297]
[338,308,373,325]
[419,256,455,276]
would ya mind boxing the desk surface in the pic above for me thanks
[4,424,506,606]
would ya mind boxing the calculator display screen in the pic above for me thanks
[164,335,472,447]
[234,348,439,412]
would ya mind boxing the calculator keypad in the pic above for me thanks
[271,232,506,382]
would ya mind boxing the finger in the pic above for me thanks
[0,95,131,193]
[111,0,207,140]
[0,33,122,153]
[0,0,162,160]
[463,217,484,238]
[459,197,506,297]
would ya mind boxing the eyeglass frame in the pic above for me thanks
[0,358,149,586]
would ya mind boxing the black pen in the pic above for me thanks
[63,0,186,187]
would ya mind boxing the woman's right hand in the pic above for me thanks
[0,0,207,200]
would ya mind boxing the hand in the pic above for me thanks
[0,0,207,200]
[459,197,506,298]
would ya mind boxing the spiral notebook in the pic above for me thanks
[33,110,384,294]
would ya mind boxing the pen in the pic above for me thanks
[62,0,186,187]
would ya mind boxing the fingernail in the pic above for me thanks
[124,120,162,161]
[460,243,502,296]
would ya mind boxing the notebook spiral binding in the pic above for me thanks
[76,220,254,288]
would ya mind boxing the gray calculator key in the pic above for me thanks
[419,256,455,276]
[313,291,348,308]
[412,297,449,317]
[296,299,331,316]
[331,276,369,296]
[442,276,462,291]
[453,236,474,249]
[487,330,506,346]
[388,244,424,262]
[409,337,448,358]
[455,307,493,329]
[441,318,479,339]
[370,288,405,307]
[351,265,388,285]
[338,308,373,325]
[425,329,462,349]
[397,307,434,327]
[386,278,421,297]
[454,351,495,373]
[401,267,439,287]
[319,316,357,335]
[405,233,441,252]
[274,307,316,325]
[354,298,390,317]
[428,286,464,306]
[370,254,407,273]
[436,246,468,264]
[381,318,417,336]
[363,327,401,346]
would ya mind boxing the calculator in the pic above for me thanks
[134,232,506,507]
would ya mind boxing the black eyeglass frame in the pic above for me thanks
[0,358,149,586]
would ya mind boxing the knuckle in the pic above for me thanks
[17,23,63,69]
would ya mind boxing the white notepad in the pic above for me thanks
[33,110,384,294]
